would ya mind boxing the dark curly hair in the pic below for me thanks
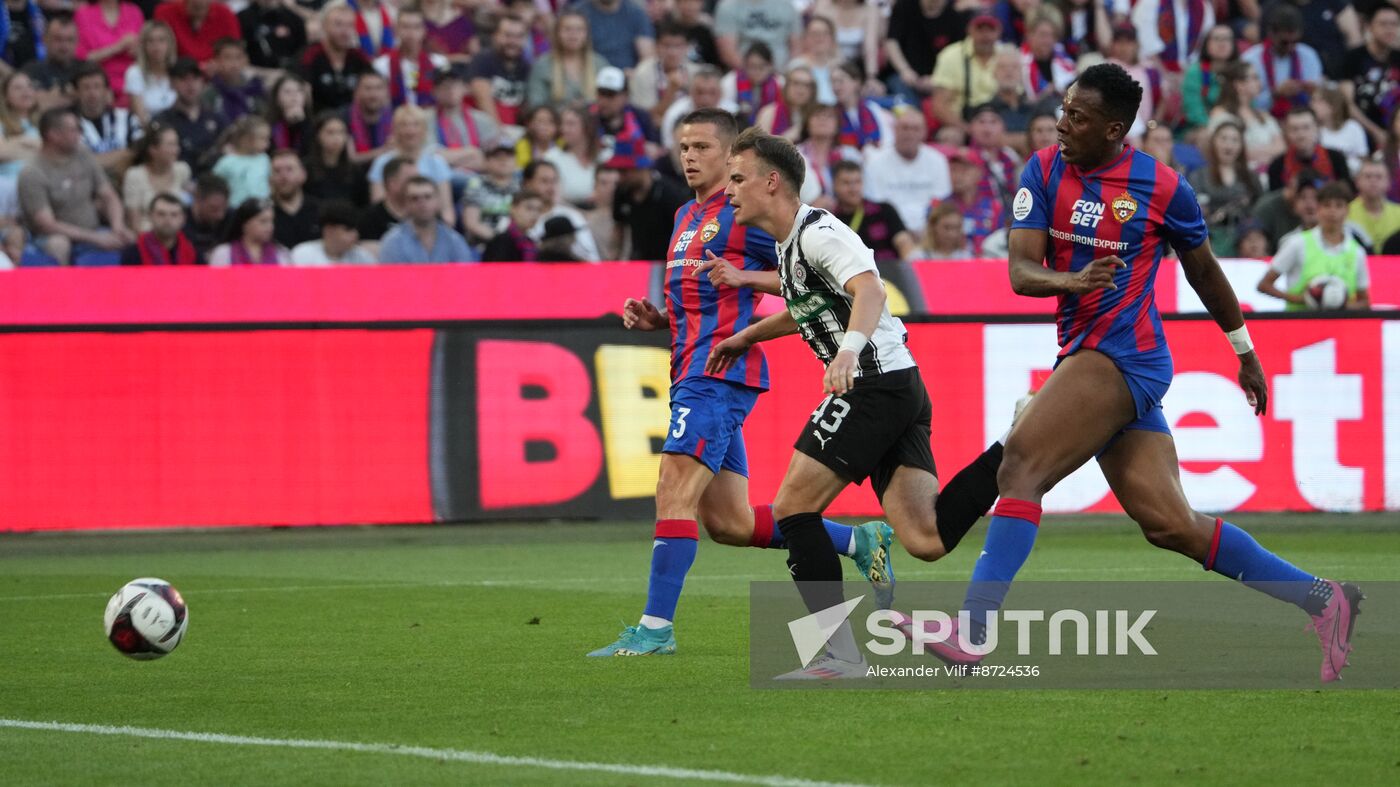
[1075,63,1143,129]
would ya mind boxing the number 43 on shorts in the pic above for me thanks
[810,394,850,433]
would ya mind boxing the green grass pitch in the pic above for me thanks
[1,514,1396,786]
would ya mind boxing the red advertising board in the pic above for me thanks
[1,318,1395,531]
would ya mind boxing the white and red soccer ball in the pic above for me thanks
[103,578,188,659]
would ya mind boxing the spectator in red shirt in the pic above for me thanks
[155,0,242,65]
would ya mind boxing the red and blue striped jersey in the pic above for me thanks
[1011,145,1208,360]
[665,188,778,390]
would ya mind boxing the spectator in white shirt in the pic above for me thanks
[861,107,950,230]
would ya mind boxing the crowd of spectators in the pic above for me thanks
[0,0,1392,309]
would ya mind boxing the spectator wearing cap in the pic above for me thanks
[481,189,547,261]
[155,0,242,65]
[930,13,1008,133]
[941,146,1005,258]
[344,0,397,58]
[832,61,892,151]
[523,159,601,261]
[72,64,141,178]
[269,149,321,249]
[299,3,375,112]
[206,38,266,124]
[123,124,192,232]
[368,104,454,226]
[721,42,780,124]
[1349,158,1400,251]
[461,142,520,245]
[291,201,375,265]
[528,10,611,110]
[18,106,134,266]
[209,197,291,265]
[861,107,949,230]
[1240,4,1323,120]
[572,0,654,72]
[594,66,661,155]
[1107,23,1167,142]
[1267,106,1353,193]
[121,193,204,265]
[632,21,696,121]
[545,105,602,207]
[154,58,224,172]
[238,0,308,75]
[429,66,501,174]
[74,0,145,100]
[379,175,476,263]
[374,8,448,108]
[1131,0,1215,76]
[468,14,530,127]
[537,215,583,261]
[1258,181,1370,311]
[609,146,687,262]
[23,15,82,110]
[1019,10,1077,102]
[659,65,734,152]
[884,0,969,103]
[1236,220,1271,258]
[1339,5,1400,150]
[829,159,926,315]
[185,173,230,255]
[713,0,800,72]
[344,71,394,163]
[358,156,417,248]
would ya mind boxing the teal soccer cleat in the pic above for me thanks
[853,521,896,609]
[586,624,677,657]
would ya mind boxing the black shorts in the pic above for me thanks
[793,367,937,499]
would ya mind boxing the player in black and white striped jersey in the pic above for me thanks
[706,128,1007,679]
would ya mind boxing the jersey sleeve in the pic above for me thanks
[743,226,779,270]
[1161,174,1209,253]
[1009,153,1051,231]
[1268,234,1304,278]
[805,218,877,287]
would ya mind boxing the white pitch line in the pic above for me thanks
[0,719,877,787]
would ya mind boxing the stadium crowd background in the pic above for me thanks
[0,0,1393,295]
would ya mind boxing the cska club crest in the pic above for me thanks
[1110,192,1138,223]
[700,221,721,243]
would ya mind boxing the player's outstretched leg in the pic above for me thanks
[1099,429,1364,682]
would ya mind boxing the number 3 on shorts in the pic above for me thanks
[810,395,850,433]
[671,406,692,438]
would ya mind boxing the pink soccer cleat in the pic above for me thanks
[890,611,984,666]
[1308,581,1364,683]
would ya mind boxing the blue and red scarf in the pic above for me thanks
[837,102,879,148]
[735,72,780,123]
[435,103,481,148]
[349,106,392,153]
[388,49,436,106]
[769,99,791,137]
[228,241,281,266]
[271,120,304,152]
[504,222,537,261]
[1158,0,1207,73]
[347,0,394,56]
[1261,43,1305,119]
[137,232,198,265]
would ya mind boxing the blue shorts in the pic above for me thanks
[662,375,761,476]
[1060,346,1173,458]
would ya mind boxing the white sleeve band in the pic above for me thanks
[839,330,869,355]
[1226,325,1253,355]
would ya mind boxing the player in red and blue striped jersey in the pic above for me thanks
[930,64,1362,682]
[588,109,897,658]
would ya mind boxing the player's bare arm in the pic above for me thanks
[693,249,781,294]
[1178,240,1269,415]
[705,310,799,375]
[622,298,669,331]
[1007,228,1126,297]
[824,272,885,396]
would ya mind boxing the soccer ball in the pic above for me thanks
[103,578,188,659]
[1303,275,1348,310]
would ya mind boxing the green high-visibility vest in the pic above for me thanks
[1286,228,1359,312]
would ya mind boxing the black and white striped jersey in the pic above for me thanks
[775,205,915,376]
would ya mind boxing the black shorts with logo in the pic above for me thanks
[793,367,937,500]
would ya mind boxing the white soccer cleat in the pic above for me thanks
[774,652,868,680]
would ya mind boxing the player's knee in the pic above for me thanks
[996,443,1047,498]
[1137,512,1191,553]
[902,531,947,562]
[697,500,748,546]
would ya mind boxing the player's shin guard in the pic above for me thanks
[779,512,845,612]
[934,442,1004,553]
[642,519,699,626]
[1204,518,1331,614]
[962,498,1040,644]
[750,504,856,556]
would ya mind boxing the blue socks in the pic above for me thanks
[748,504,855,555]
[1204,518,1328,614]
[642,519,699,625]
[963,499,1041,643]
